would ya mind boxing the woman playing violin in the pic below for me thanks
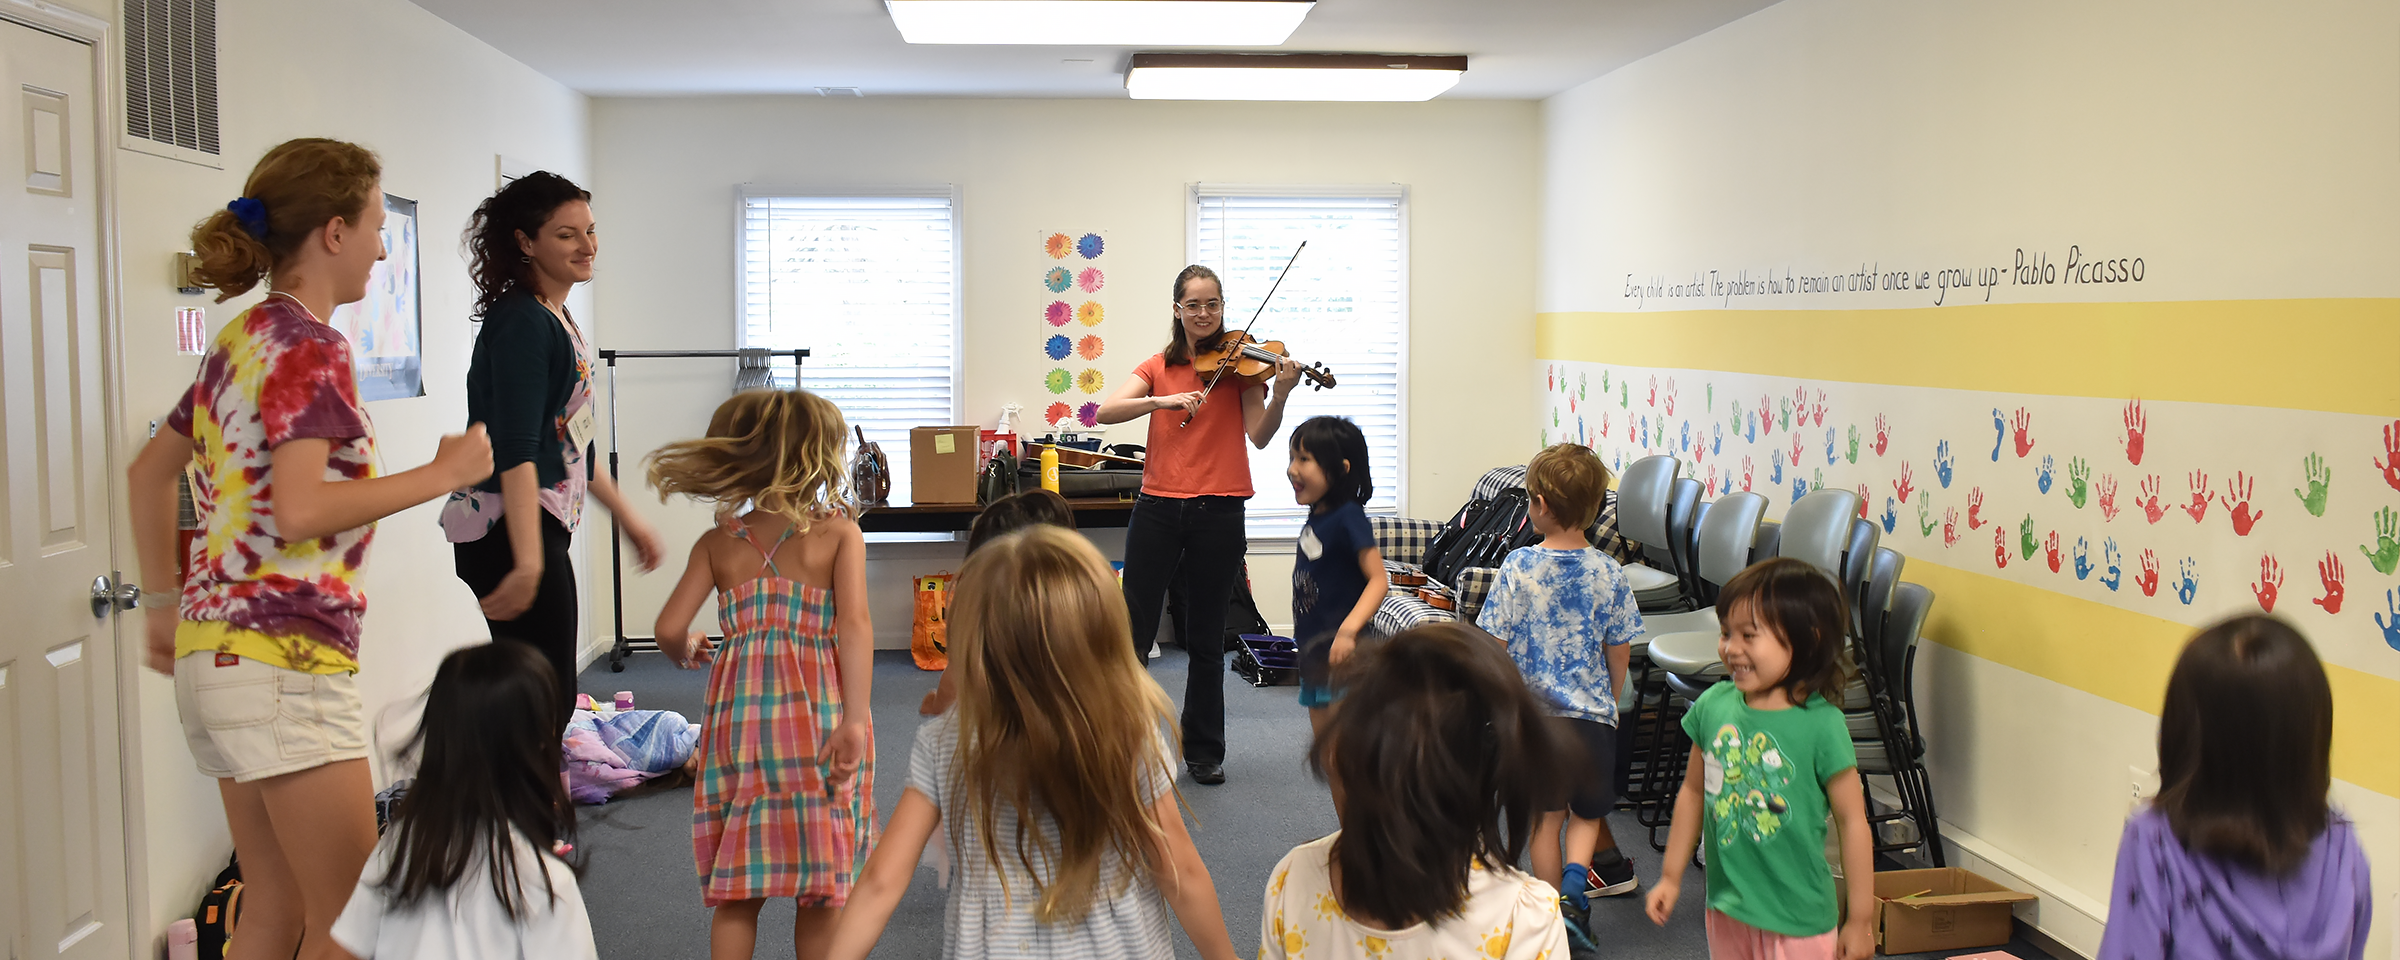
[1096,264,1300,787]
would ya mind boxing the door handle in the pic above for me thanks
[90,575,139,619]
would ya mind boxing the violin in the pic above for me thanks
[1191,331,1336,391]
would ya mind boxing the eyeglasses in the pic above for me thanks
[1177,299,1225,314]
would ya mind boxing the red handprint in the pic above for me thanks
[1663,377,1678,416]
[2097,473,2121,521]
[2122,399,2147,465]
[2045,532,2062,573]
[1809,389,1828,427]
[1599,412,1610,438]
[1872,414,1889,456]
[2182,470,2214,523]
[1893,461,1915,504]
[2377,420,2400,493]
[1993,526,2010,569]
[2136,474,2169,524]
[1790,432,1805,470]
[2313,552,2345,613]
[1794,385,1808,416]
[1693,436,1704,466]
[1758,395,1773,435]
[1706,464,1718,497]
[1967,487,1988,529]
[1942,507,1959,547]
[1647,375,1658,407]
[1741,456,1755,492]
[1855,485,1871,519]
[2253,555,2283,613]
[2137,549,2161,597]
[2222,471,2263,535]
[2011,407,2036,458]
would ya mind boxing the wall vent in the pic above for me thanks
[123,0,219,158]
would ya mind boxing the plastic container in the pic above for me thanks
[166,919,198,960]
[613,691,635,711]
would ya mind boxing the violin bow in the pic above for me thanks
[1182,240,1306,428]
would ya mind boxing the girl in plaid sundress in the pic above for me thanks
[649,389,875,960]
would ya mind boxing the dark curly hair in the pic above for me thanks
[462,171,591,320]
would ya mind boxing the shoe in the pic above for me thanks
[1588,853,1640,897]
[1559,895,1602,960]
[1188,762,1226,785]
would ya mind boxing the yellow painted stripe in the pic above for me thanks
[1536,300,2400,417]
[1907,559,2398,798]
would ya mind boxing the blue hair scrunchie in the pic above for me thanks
[226,197,268,240]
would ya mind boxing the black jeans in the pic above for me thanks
[454,510,581,726]
[1121,493,1248,766]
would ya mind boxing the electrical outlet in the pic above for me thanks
[2128,765,2158,812]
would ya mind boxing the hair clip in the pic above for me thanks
[226,197,268,240]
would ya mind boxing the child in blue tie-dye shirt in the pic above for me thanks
[1475,443,1646,955]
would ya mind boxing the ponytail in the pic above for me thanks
[186,138,381,302]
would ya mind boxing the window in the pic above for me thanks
[1190,185,1406,538]
[739,191,960,505]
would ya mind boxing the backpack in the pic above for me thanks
[1421,498,1492,580]
[194,855,242,960]
[1433,488,1536,585]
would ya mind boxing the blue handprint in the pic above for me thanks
[1711,423,1724,455]
[2073,536,2093,580]
[1880,498,1899,535]
[1639,415,1650,447]
[2099,538,2123,592]
[1679,420,1692,452]
[1745,413,1757,443]
[1824,426,1839,465]
[1935,440,1955,488]
[2036,455,2054,494]
[1791,473,1808,504]
[1989,408,2005,462]
[2175,558,2198,605]
[1769,449,1785,484]
[2377,590,2400,652]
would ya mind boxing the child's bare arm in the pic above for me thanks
[128,428,192,674]
[1331,544,1390,662]
[826,787,939,960]
[1825,767,1878,960]
[1607,643,1632,704]
[653,538,717,667]
[825,519,876,780]
[1646,745,1707,926]
[1145,793,1241,960]
[268,429,490,542]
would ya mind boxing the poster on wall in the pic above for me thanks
[329,192,423,402]
[1040,230,1108,429]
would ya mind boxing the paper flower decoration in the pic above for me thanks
[1077,402,1101,427]
[1045,368,1072,394]
[1044,267,1071,293]
[1076,335,1105,360]
[1046,401,1074,424]
[1077,233,1104,259]
[1045,301,1072,326]
[1076,369,1106,394]
[1044,335,1072,361]
[1077,267,1105,293]
[1076,301,1104,327]
[1045,232,1071,259]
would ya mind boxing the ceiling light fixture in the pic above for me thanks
[886,0,1313,46]
[1125,53,1466,101]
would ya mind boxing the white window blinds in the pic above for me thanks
[1192,186,1407,538]
[739,192,960,505]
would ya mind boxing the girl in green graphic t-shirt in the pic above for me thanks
[1646,558,1878,960]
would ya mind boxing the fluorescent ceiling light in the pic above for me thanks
[1125,53,1466,101]
[886,1,1313,46]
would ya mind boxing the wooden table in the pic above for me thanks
[856,496,1138,533]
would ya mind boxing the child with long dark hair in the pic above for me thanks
[1647,558,1876,960]
[2099,615,2371,960]
[1286,416,1387,732]
[1261,621,1576,959]
[330,641,594,959]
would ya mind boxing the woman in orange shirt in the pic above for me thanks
[1096,265,1300,786]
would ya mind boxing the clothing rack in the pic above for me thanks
[597,348,809,671]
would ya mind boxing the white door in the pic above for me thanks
[0,17,130,960]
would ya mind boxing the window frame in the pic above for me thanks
[1186,182,1411,541]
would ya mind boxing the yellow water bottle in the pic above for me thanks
[1039,444,1061,493]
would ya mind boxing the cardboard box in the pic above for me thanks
[909,426,982,504]
[1870,868,2037,955]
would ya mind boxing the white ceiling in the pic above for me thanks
[406,0,1779,99]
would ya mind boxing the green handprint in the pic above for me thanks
[2066,457,2091,509]
[1601,370,1610,392]
[1707,384,1715,412]
[1540,428,1549,448]
[1916,498,1937,537]
[1552,408,1559,427]
[1779,397,1793,431]
[1578,372,1587,401]
[2365,506,2400,575]
[1730,400,1745,434]
[2019,514,2039,560]
[1845,425,1861,464]
[1620,382,1630,409]
[2294,452,2330,518]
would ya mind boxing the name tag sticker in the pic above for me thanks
[564,404,596,452]
[1702,752,1724,795]
[1298,526,1324,561]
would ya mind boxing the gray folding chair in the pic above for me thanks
[1638,492,1769,641]
[1777,488,1860,581]
[1613,455,1684,606]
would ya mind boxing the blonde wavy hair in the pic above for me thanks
[646,389,854,532]
[947,526,1182,925]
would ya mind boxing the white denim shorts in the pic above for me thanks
[174,652,367,782]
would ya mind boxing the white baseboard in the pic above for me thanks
[1936,819,2107,959]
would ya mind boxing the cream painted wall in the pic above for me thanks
[588,96,1539,646]
[61,0,591,945]
[1534,0,2399,957]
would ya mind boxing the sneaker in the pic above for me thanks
[1587,853,1640,898]
[1559,895,1602,960]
